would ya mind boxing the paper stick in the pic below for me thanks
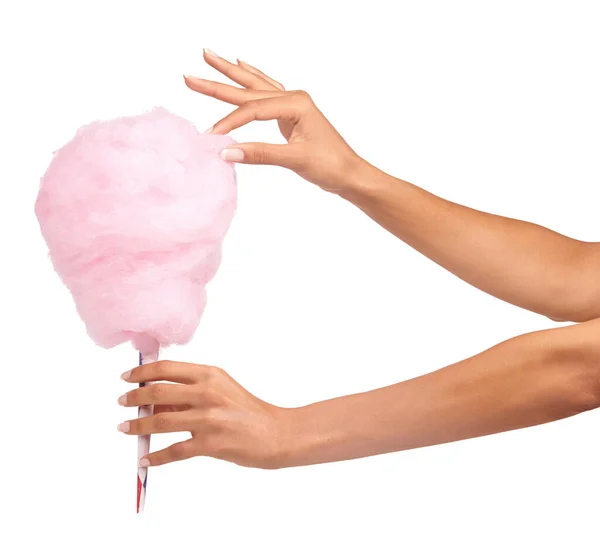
[137,349,158,513]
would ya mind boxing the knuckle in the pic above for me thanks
[252,146,268,165]
[169,442,188,459]
[201,365,221,384]
[205,84,218,98]
[210,390,226,407]
[292,89,312,105]
[148,384,166,403]
[201,407,224,428]
[242,99,258,110]
[196,387,214,405]
[201,407,217,425]
[154,360,172,375]
[154,413,171,431]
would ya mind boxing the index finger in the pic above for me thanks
[212,96,297,135]
[121,360,205,385]
[183,76,285,106]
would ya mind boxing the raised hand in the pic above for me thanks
[184,49,365,194]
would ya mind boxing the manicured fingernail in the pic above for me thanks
[204,126,214,134]
[117,421,130,432]
[204,48,219,58]
[138,458,151,468]
[221,148,244,162]
[117,394,128,406]
[121,370,132,380]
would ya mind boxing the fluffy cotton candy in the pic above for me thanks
[35,107,237,354]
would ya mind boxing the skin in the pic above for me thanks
[118,49,600,470]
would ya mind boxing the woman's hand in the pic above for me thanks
[184,49,366,194]
[117,361,293,469]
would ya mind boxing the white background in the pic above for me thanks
[1,1,599,552]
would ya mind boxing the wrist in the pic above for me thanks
[274,404,329,469]
[275,399,361,469]
[335,157,402,205]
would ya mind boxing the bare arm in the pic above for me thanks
[341,162,600,323]
[118,318,600,469]
[115,54,600,470]
[282,318,600,466]
[184,52,600,322]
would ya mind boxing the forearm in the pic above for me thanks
[281,319,600,467]
[340,160,598,321]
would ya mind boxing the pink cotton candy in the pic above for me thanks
[35,107,237,354]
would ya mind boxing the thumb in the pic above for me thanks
[220,142,303,170]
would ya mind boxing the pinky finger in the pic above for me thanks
[141,439,196,467]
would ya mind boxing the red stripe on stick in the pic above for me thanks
[137,475,143,513]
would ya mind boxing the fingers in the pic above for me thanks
[202,49,278,91]
[236,59,285,91]
[183,76,284,106]
[140,439,197,467]
[211,96,299,135]
[210,95,311,168]
[221,142,305,170]
[119,411,193,435]
[119,382,198,408]
[122,360,209,385]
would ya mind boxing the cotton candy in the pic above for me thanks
[35,107,237,355]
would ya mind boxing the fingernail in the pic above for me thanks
[221,148,244,162]
[204,126,214,134]
[117,421,130,433]
[121,370,132,380]
[138,458,151,468]
[204,48,219,58]
[117,394,128,406]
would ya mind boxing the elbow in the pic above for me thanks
[549,320,600,414]
[544,294,600,324]
[567,368,600,414]
[566,377,600,416]
[545,305,599,326]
